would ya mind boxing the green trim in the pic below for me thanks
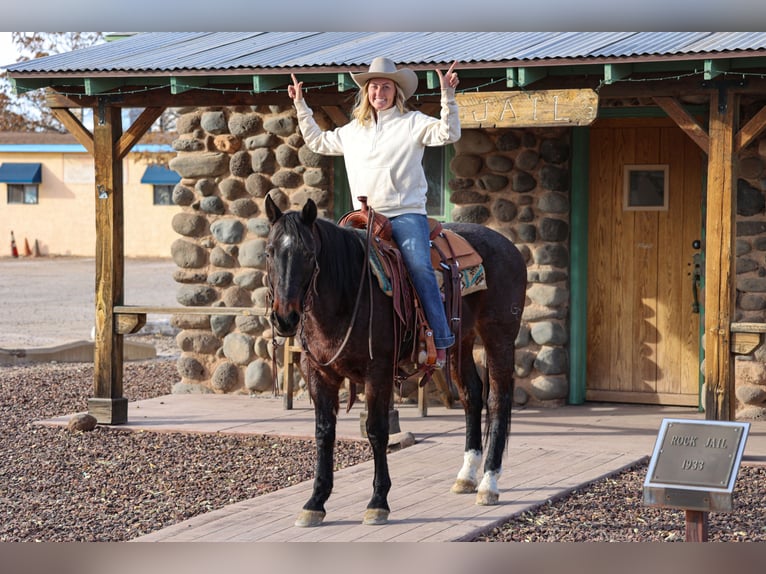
[332,156,351,221]
[568,126,590,405]
[603,63,633,85]
[84,78,124,95]
[170,77,206,94]
[443,144,455,221]
[698,171,708,412]
[252,75,285,92]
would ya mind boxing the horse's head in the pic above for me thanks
[265,195,319,337]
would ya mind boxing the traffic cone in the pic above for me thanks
[10,231,18,258]
[33,239,41,257]
[23,238,32,257]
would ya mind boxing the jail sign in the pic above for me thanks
[643,419,750,512]
[456,89,598,128]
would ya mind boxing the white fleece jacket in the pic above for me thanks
[293,88,461,218]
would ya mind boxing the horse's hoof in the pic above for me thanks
[451,479,478,494]
[294,509,326,527]
[363,508,389,525]
[476,490,500,506]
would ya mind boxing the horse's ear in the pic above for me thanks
[301,199,317,225]
[265,194,282,224]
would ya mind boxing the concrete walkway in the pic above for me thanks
[40,395,766,542]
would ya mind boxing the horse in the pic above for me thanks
[265,195,527,527]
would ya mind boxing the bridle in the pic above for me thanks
[267,213,375,377]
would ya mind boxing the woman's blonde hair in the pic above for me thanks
[352,80,410,124]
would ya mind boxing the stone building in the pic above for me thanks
[5,32,766,423]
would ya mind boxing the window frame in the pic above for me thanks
[623,164,669,212]
[7,183,39,205]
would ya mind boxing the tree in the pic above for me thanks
[2,32,178,166]
[1,32,106,132]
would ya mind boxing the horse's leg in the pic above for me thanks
[362,379,392,525]
[295,368,342,527]
[450,333,484,495]
[474,334,515,506]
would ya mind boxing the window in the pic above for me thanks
[0,163,42,204]
[7,184,39,204]
[423,146,451,219]
[624,164,669,211]
[153,185,174,205]
[140,165,180,205]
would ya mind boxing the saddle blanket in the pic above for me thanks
[366,236,488,298]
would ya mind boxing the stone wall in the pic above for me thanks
[733,134,766,419]
[167,104,331,396]
[448,128,571,407]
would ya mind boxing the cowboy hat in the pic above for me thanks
[351,57,419,100]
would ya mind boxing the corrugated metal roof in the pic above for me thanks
[6,32,766,76]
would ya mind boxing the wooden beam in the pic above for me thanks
[703,88,738,422]
[88,101,128,425]
[320,105,349,127]
[49,108,94,155]
[735,103,766,152]
[114,106,165,160]
[653,96,710,154]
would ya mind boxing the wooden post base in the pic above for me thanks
[685,510,709,542]
[359,409,401,438]
[88,397,128,425]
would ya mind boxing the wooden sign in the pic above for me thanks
[456,89,598,128]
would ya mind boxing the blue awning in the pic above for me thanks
[140,165,180,185]
[0,163,42,183]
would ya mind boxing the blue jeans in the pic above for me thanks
[390,213,455,350]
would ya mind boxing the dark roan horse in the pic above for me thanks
[265,195,527,527]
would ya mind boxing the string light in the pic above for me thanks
[14,67,766,100]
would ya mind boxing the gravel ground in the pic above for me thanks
[472,461,766,542]
[0,346,372,542]
[1,338,764,542]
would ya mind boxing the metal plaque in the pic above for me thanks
[643,418,750,512]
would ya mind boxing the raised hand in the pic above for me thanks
[435,61,459,90]
[287,73,304,101]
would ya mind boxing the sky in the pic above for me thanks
[0,32,19,69]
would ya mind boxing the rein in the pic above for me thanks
[301,213,375,366]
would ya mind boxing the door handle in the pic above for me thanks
[691,241,702,314]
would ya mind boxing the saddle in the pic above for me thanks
[339,197,485,379]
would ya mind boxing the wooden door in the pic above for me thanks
[586,118,704,406]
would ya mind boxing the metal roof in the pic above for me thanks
[6,32,766,76]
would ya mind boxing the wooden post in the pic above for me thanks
[87,100,128,424]
[685,510,709,542]
[703,88,738,421]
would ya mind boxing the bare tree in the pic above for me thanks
[2,32,178,166]
[2,32,105,132]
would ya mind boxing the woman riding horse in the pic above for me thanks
[288,56,460,367]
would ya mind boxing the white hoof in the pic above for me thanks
[475,469,501,506]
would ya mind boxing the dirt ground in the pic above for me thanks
[0,256,178,349]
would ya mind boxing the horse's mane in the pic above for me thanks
[310,217,367,305]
